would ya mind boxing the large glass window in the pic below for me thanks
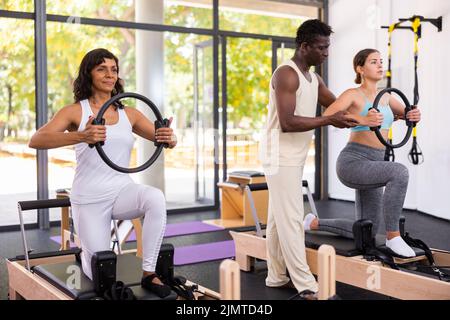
[164,34,215,208]
[224,37,271,173]
[0,18,36,226]
[46,0,213,29]
[0,0,322,226]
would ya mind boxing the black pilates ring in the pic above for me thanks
[369,87,415,149]
[88,92,170,174]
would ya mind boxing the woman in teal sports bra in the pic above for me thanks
[303,49,422,258]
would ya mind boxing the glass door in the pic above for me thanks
[193,39,215,204]
[221,37,273,178]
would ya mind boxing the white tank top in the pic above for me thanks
[70,99,134,204]
[260,59,319,167]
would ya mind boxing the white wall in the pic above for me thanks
[327,0,450,220]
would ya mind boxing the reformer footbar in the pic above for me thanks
[155,243,197,300]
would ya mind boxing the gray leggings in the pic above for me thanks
[318,142,409,238]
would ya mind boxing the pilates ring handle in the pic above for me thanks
[369,87,415,149]
[88,92,169,174]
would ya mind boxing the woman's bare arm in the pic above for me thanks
[29,104,105,149]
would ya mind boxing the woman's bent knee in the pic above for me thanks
[140,186,166,211]
[392,163,409,186]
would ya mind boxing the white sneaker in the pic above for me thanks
[303,213,317,231]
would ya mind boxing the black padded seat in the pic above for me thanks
[305,231,387,257]
[33,253,177,300]
[229,171,264,177]
[305,231,361,257]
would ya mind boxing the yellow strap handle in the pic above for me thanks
[388,24,396,33]
[412,17,421,54]
[412,17,421,135]
[386,23,396,79]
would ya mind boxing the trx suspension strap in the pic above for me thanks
[384,22,402,162]
[384,20,418,162]
[408,17,424,165]
[382,16,442,163]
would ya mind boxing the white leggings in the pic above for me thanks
[71,183,167,280]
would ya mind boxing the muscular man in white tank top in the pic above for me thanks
[29,49,176,298]
[260,20,358,299]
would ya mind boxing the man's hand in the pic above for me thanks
[328,111,359,128]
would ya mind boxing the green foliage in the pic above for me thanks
[0,18,35,136]
[0,0,33,12]
[46,22,136,117]
[220,10,299,37]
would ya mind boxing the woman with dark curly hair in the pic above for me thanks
[29,48,175,298]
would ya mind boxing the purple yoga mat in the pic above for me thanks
[126,221,224,241]
[50,236,77,248]
[174,240,235,266]
[50,235,236,265]
[50,221,224,246]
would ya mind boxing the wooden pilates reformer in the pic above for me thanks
[6,249,238,300]
[7,198,338,300]
[229,181,450,300]
[6,198,230,300]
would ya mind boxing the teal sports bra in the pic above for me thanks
[351,89,394,132]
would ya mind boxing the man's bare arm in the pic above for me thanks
[274,67,356,132]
